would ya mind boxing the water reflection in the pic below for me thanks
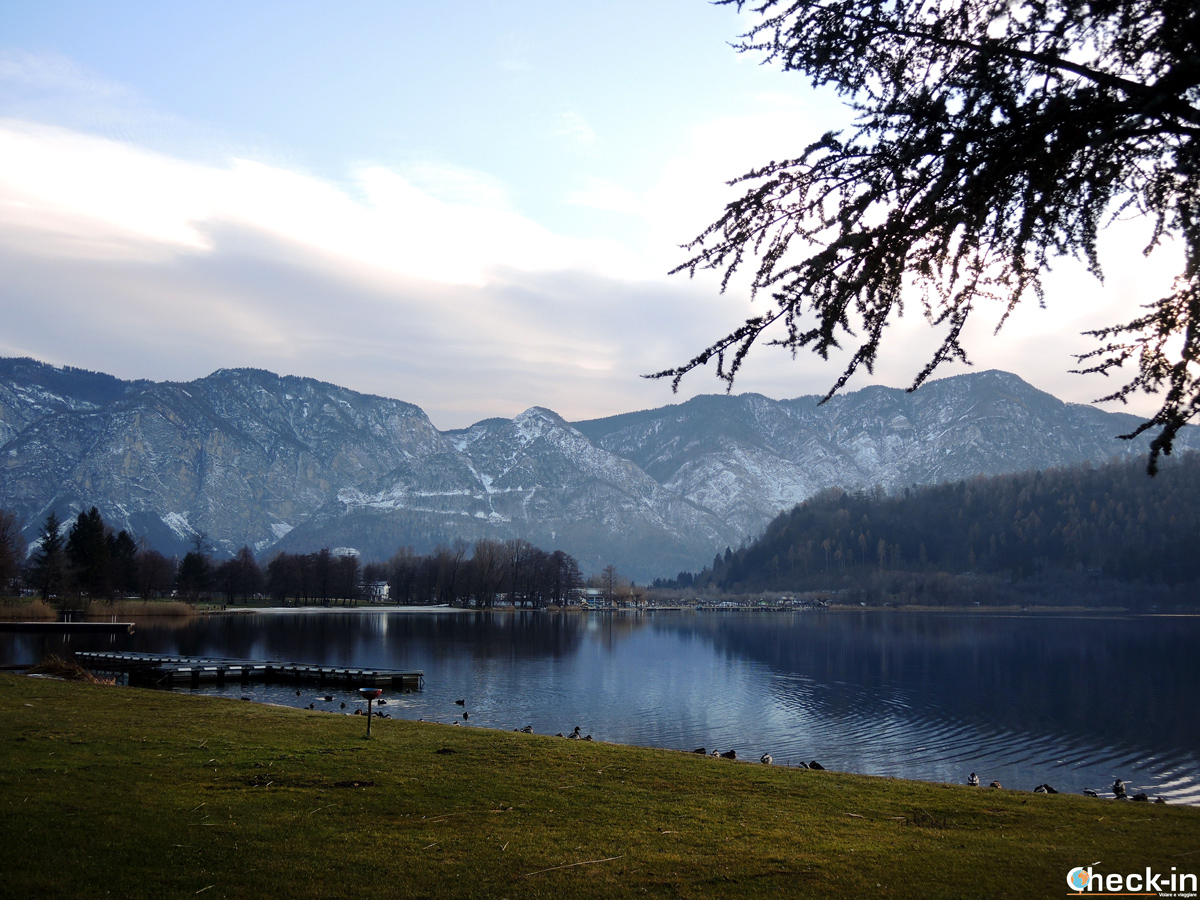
[3,609,1196,803]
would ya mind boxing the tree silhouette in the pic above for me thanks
[67,507,110,598]
[0,508,25,595]
[653,0,1200,471]
[31,512,66,602]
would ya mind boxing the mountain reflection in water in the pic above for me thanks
[5,609,1197,803]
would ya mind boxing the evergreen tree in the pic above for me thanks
[31,511,66,602]
[109,530,138,596]
[66,507,110,598]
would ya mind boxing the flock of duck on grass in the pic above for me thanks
[965,772,1166,803]
[277,692,1172,804]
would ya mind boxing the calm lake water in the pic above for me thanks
[6,609,1199,804]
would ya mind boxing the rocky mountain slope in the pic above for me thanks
[0,359,1190,579]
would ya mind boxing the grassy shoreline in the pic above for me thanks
[3,674,1197,899]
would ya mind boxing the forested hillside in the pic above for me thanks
[6,358,1198,583]
[674,454,1200,597]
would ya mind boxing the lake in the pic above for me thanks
[5,608,1198,803]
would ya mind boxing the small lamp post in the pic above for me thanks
[359,687,383,738]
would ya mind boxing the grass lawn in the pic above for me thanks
[2,673,1196,899]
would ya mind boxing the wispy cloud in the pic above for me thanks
[0,119,649,284]
[555,111,596,148]
[0,100,1175,427]
[0,50,129,100]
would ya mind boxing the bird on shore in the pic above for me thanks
[1113,779,1127,798]
[809,761,825,770]
[567,726,581,740]
[989,781,1002,789]
[1034,784,1058,794]
[721,750,737,760]
[1132,792,1150,802]
[693,748,706,755]
[796,761,809,769]
[1083,789,1099,797]
[967,773,980,786]
[710,749,720,758]
[760,753,773,765]
[583,735,593,741]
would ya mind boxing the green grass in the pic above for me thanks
[2,674,1196,899]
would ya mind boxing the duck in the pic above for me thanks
[555,732,564,738]
[1083,789,1100,797]
[323,695,333,702]
[710,749,720,758]
[721,749,737,760]
[796,761,809,769]
[760,753,773,765]
[809,761,825,771]
[583,735,593,741]
[455,699,466,706]
[340,702,346,709]
[567,726,581,740]
[462,712,469,720]
[1112,779,1127,798]
[967,773,980,786]
[520,725,534,734]
[1132,792,1149,802]
[1034,784,1058,794]
[989,781,1002,789]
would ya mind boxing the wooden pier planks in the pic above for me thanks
[74,651,423,690]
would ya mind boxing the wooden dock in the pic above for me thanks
[74,651,423,691]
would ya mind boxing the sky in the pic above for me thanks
[0,1,1181,428]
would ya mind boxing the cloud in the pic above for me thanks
[566,99,1181,417]
[555,111,597,148]
[0,119,650,283]
[0,108,1180,432]
[0,117,748,426]
[0,50,129,99]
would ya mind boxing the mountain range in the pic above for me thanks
[0,357,1190,580]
